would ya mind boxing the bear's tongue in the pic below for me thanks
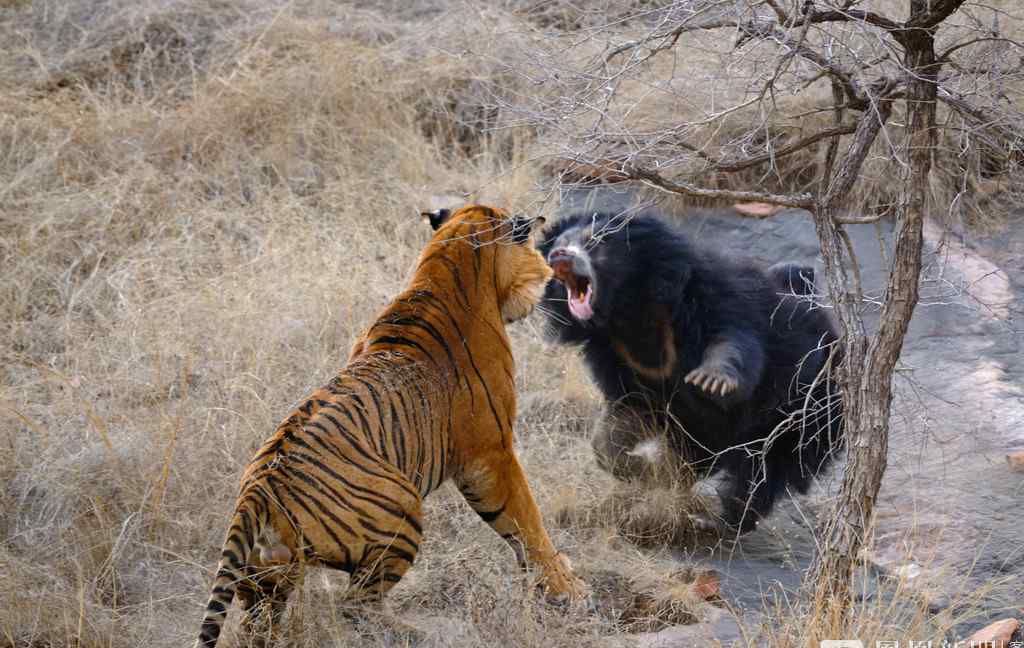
[567,283,594,320]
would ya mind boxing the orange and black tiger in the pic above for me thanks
[193,205,586,647]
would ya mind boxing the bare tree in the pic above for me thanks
[492,0,1024,622]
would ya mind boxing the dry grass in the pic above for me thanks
[0,1,1007,647]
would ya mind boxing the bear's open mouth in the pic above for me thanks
[565,275,593,320]
[549,256,594,321]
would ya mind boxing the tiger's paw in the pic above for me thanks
[538,552,590,608]
[684,363,739,397]
[543,577,591,608]
[542,580,593,613]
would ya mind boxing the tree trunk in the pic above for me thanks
[809,1,942,622]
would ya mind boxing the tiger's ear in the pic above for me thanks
[510,216,547,244]
[421,208,452,231]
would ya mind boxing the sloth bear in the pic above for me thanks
[538,212,843,534]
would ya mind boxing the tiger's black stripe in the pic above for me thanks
[417,250,471,311]
[369,335,439,368]
[379,313,459,372]
[406,379,435,492]
[283,448,423,534]
[289,433,419,503]
[267,475,354,547]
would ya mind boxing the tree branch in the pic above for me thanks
[605,6,903,65]
[707,123,859,172]
[623,163,815,209]
[937,37,1024,64]
[937,87,1024,154]
[762,0,789,24]
[738,18,869,108]
[821,78,846,195]
[834,212,885,224]
[824,91,895,208]
[906,0,967,29]
[792,9,902,32]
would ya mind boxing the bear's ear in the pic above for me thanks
[421,208,452,231]
[767,261,815,295]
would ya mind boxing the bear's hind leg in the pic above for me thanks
[718,448,785,535]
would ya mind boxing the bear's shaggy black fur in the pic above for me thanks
[538,212,843,534]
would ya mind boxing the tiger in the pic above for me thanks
[193,204,586,648]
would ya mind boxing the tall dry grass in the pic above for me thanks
[0,1,1004,647]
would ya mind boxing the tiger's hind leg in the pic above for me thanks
[237,562,302,648]
[339,476,424,620]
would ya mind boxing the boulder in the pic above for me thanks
[965,618,1020,648]
[692,570,720,601]
[1006,450,1024,473]
[732,202,787,218]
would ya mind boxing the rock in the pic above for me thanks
[896,563,922,580]
[965,618,1020,648]
[692,570,720,601]
[1006,450,1024,473]
[732,202,786,218]
[634,608,749,648]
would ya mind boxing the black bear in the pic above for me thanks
[538,212,843,534]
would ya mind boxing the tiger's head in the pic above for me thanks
[421,205,552,323]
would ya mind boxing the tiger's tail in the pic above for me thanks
[194,492,267,648]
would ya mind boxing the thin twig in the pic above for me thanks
[937,36,1024,64]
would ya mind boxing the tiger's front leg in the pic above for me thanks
[457,450,587,604]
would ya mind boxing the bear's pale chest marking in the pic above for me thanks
[611,318,677,381]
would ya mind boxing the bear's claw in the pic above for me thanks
[684,366,739,397]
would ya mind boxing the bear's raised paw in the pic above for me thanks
[684,365,739,397]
